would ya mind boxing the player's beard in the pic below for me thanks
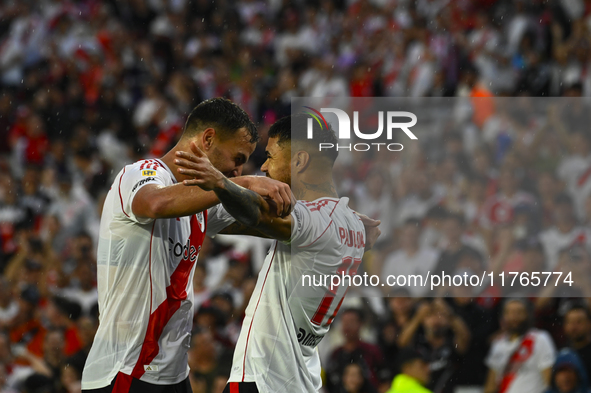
[508,319,530,337]
[209,146,236,177]
[266,169,291,188]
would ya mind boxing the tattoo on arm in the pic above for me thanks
[300,181,338,197]
[214,178,265,227]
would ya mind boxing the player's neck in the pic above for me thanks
[161,145,193,183]
[292,173,338,201]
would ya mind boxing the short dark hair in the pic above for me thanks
[565,303,591,321]
[183,98,258,143]
[268,114,339,164]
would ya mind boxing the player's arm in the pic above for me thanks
[132,173,292,220]
[218,222,272,238]
[175,143,293,240]
[209,176,293,241]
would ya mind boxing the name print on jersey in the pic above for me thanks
[339,227,365,249]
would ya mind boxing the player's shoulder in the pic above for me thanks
[124,159,174,181]
[295,197,363,230]
[530,328,552,342]
[299,197,341,213]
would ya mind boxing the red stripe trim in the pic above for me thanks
[311,295,333,326]
[328,202,339,217]
[118,168,130,217]
[131,215,205,380]
[230,382,239,393]
[242,242,278,381]
[112,372,132,393]
[327,289,349,325]
[148,222,155,314]
[577,166,591,187]
[300,220,332,248]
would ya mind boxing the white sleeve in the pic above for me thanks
[119,164,167,225]
[285,202,331,248]
[535,331,556,370]
[206,204,236,237]
[484,341,503,374]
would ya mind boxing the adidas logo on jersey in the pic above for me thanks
[144,365,159,372]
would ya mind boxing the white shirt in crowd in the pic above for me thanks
[486,329,556,393]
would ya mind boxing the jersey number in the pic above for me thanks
[310,257,362,327]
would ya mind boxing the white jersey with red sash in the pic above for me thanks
[82,159,233,390]
[486,329,556,393]
[228,197,366,392]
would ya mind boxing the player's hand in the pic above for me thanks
[355,212,380,227]
[246,176,295,218]
[356,212,381,251]
[175,142,224,191]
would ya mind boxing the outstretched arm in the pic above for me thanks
[177,142,293,241]
[132,173,293,220]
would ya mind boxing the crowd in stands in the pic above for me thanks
[1,0,591,392]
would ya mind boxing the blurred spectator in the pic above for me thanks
[545,348,590,393]
[397,173,445,226]
[8,286,42,354]
[21,329,66,393]
[0,280,17,331]
[45,172,97,253]
[192,263,212,314]
[432,212,484,276]
[563,305,591,382]
[59,260,97,317]
[485,299,556,393]
[539,194,591,270]
[385,348,432,393]
[380,219,439,297]
[326,309,384,392]
[188,328,232,393]
[379,289,416,381]
[449,287,496,387]
[479,167,536,232]
[398,299,471,393]
[338,362,378,393]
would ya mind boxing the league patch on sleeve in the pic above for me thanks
[142,169,157,177]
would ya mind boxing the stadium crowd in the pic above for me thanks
[1,0,591,392]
